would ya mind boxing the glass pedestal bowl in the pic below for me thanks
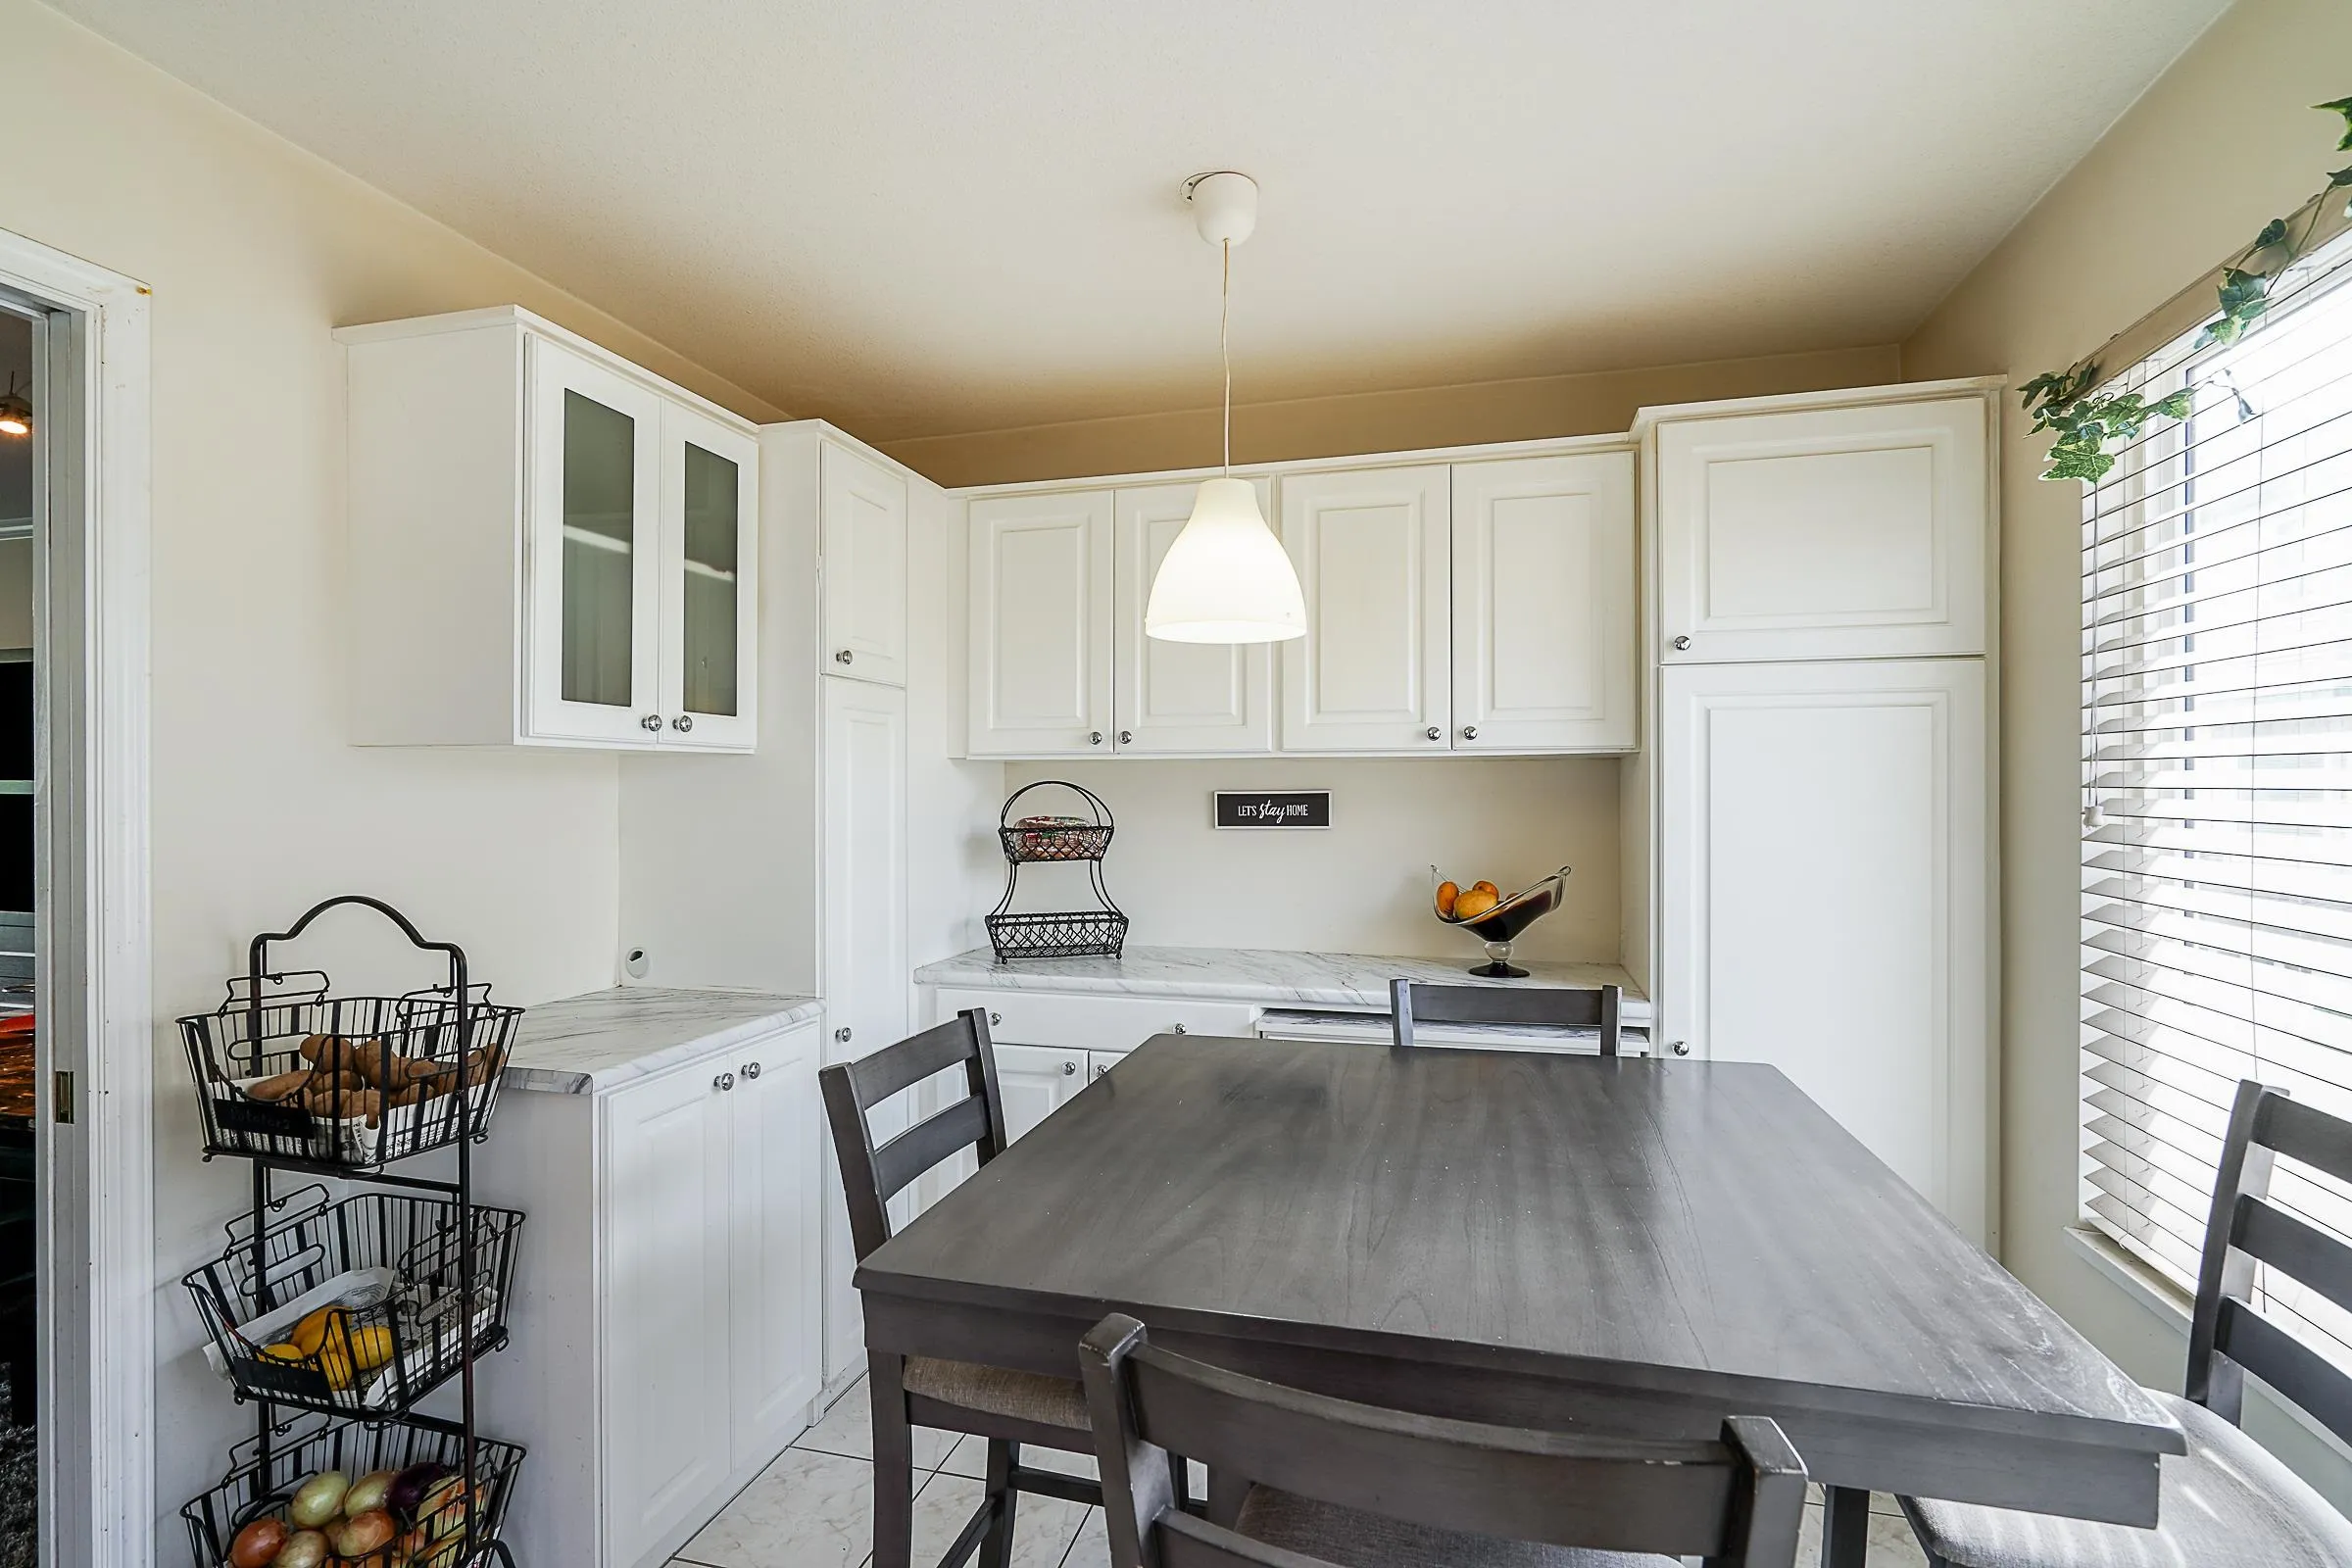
[1430,865,1571,977]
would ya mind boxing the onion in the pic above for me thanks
[287,1470,348,1530]
[226,1516,285,1568]
[386,1461,450,1520]
[333,1508,396,1559]
[270,1530,329,1568]
[344,1469,397,1516]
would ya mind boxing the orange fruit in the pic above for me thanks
[1471,880,1500,898]
[1435,881,1459,917]
[1454,887,1500,921]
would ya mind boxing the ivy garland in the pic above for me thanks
[2022,96,2352,483]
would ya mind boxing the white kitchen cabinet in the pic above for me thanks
[475,1019,825,1568]
[1656,659,1986,1241]
[994,1042,1087,1142]
[341,306,760,750]
[1112,480,1276,754]
[820,441,909,686]
[820,675,909,1386]
[1653,395,1987,664]
[967,489,1114,756]
[1280,465,1453,753]
[1450,453,1637,752]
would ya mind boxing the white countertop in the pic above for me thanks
[912,945,1651,1022]
[503,986,822,1094]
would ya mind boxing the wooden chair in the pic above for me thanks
[1079,1312,1807,1568]
[819,1009,1104,1568]
[1390,978,1624,1056]
[1900,1078,2352,1567]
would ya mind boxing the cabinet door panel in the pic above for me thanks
[603,1065,733,1564]
[1279,466,1450,753]
[729,1026,823,1465]
[968,491,1114,755]
[821,443,909,686]
[992,1043,1085,1143]
[1656,397,1987,662]
[1451,453,1635,752]
[1658,659,1986,1241]
[1113,481,1274,754]
[660,403,759,749]
[525,336,664,745]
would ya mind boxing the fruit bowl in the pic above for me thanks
[1430,865,1570,977]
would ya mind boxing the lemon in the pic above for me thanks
[258,1342,306,1364]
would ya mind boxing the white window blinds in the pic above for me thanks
[2083,221,2352,1366]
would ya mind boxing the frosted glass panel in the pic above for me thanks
[562,390,636,708]
[680,442,739,717]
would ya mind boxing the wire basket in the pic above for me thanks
[185,1185,522,1418]
[983,908,1131,960]
[181,1409,523,1568]
[180,978,518,1170]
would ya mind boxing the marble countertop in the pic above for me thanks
[503,986,822,1094]
[912,945,1651,1022]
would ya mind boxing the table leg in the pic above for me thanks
[869,1352,914,1568]
[1820,1486,1870,1568]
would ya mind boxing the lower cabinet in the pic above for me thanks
[476,1019,825,1568]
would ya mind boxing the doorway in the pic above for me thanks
[0,226,153,1568]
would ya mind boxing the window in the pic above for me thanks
[2082,222,2352,1366]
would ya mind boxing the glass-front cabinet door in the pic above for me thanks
[659,405,759,749]
[526,337,664,745]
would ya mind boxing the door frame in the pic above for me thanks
[0,226,156,1568]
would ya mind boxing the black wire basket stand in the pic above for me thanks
[181,1408,524,1568]
[987,781,1129,959]
[185,1184,524,1417]
[172,896,526,1568]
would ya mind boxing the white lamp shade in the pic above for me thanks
[1145,477,1307,644]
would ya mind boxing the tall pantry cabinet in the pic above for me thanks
[1640,383,1997,1246]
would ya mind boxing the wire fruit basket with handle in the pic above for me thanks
[987,781,1129,959]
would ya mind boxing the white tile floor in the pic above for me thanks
[671,1375,1928,1568]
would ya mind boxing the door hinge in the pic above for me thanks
[53,1070,73,1124]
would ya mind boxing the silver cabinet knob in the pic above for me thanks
[1118,730,1133,745]
[1461,725,1479,741]
[1671,1041,1690,1056]
[1172,1023,1187,1034]
[641,713,664,732]
[671,714,694,733]
[1671,635,1692,652]
[1425,726,1442,741]
[1061,1059,1077,1076]
[743,1061,761,1080]
[989,1011,1002,1026]
[714,1071,735,1091]
[1092,1060,1106,1080]
[1089,730,1103,746]
[834,1026,852,1044]
[836,649,855,664]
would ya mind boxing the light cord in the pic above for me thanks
[1220,237,1233,475]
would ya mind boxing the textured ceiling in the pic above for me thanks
[53,0,2229,439]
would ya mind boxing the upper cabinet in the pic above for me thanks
[1113,481,1276,755]
[1449,453,1636,752]
[1653,395,1988,663]
[342,307,759,751]
[961,448,1638,759]
[967,489,1114,756]
[1279,465,1453,754]
[819,443,908,686]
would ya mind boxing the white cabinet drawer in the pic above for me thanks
[933,988,1257,1052]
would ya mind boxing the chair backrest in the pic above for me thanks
[818,1009,1010,1262]
[1390,979,1623,1057]
[2186,1079,2352,1446]
[1078,1314,1804,1568]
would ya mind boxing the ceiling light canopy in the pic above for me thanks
[1144,172,1306,646]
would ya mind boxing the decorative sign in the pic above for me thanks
[1213,790,1332,830]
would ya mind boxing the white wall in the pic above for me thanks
[998,756,1622,963]
[0,1,787,1547]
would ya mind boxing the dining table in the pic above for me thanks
[855,1033,2183,1567]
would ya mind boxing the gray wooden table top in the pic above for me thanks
[861,1034,2181,1457]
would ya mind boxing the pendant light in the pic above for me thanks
[1145,172,1306,644]
[0,374,27,440]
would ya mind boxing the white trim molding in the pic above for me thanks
[0,226,156,1568]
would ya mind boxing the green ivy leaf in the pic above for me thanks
[2152,390,2194,420]
[2322,95,2352,152]
[2251,217,2290,253]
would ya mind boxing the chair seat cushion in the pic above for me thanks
[1235,1484,1672,1568]
[901,1355,1090,1432]
[1901,1391,2352,1568]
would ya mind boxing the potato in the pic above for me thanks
[355,1040,448,1091]
[242,1069,313,1103]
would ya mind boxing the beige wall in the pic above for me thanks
[0,0,785,1545]
[884,345,1899,487]
[1902,0,2352,1504]
[1002,758,1622,965]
